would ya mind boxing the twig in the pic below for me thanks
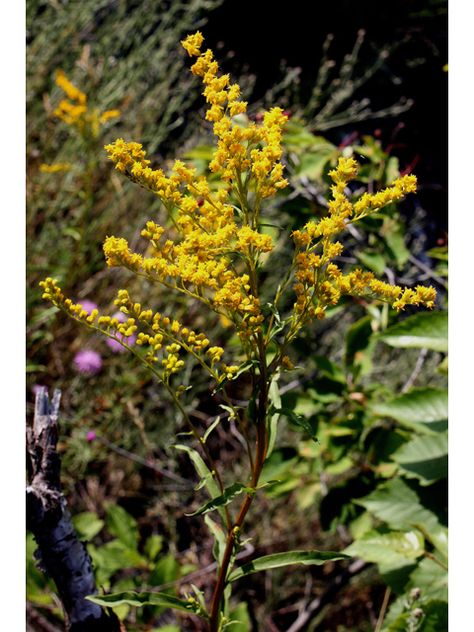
[401,348,429,393]
[285,559,368,632]
[26,602,64,632]
[408,254,447,289]
[374,586,391,632]
[97,436,192,487]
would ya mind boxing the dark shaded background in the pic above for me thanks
[203,0,447,235]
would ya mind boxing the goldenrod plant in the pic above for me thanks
[40,33,437,631]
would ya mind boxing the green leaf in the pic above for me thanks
[267,376,281,457]
[144,535,163,561]
[357,477,443,535]
[105,504,139,551]
[227,550,350,582]
[296,147,336,180]
[149,554,179,586]
[383,612,411,632]
[203,416,221,443]
[87,591,201,614]
[72,512,104,541]
[226,602,251,631]
[344,529,424,573]
[408,558,448,601]
[90,540,148,585]
[382,218,410,267]
[417,600,448,631]
[357,251,386,275]
[187,483,251,516]
[174,444,226,523]
[379,312,447,352]
[205,514,226,565]
[392,432,448,485]
[345,315,374,370]
[371,388,448,434]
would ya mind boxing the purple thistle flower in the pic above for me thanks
[86,430,97,442]
[74,349,103,375]
[77,300,98,315]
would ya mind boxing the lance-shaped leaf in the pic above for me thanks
[87,590,202,614]
[186,482,252,517]
[204,514,226,566]
[173,444,226,522]
[227,550,350,582]
[267,375,281,458]
[378,311,447,352]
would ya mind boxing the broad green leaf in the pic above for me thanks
[144,535,163,561]
[392,432,448,485]
[371,388,448,434]
[357,251,386,275]
[174,444,226,522]
[152,626,180,632]
[105,504,139,551]
[379,312,447,352]
[344,529,424,573]
[72,512,104,541]
[90,541,148,585]
[313,355,346,384]
[382,218,410,267]
[228,550,350,582]
[267,375,281,457]
[187,483,251,517]
[417,600,448,631]
[383,612,411,632]
[357,477,443,535]
[87,590,201,614]
[296,147,336,180]
[345,315,374,372]
[408,558,448,601]
[149,554,179,587]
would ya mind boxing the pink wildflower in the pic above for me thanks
[73,349,103,375]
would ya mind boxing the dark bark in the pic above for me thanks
[26,388,122,632]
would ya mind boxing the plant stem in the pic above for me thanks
[208,323,269,631]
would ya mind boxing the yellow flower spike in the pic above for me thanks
[55,70,87,105]
[181,31,204,57]
[99,109,120,124]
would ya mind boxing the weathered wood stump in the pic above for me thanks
[26,388,122,632]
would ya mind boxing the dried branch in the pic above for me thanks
[26,388,122,632]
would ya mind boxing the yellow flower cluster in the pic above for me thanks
[39,279,239,384]
[52,69,120,137]
[100,33,293,337]
[290,157,436,323]
[181,32,288,197]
